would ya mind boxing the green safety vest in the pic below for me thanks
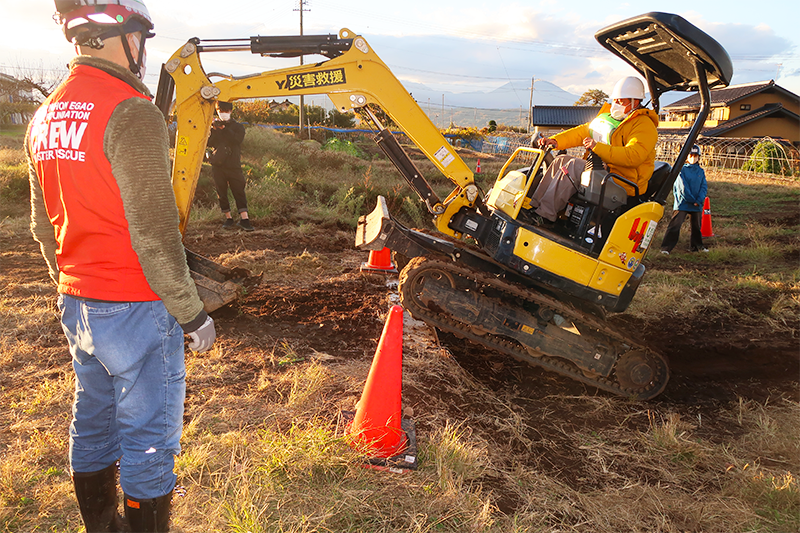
[588,113,622,144]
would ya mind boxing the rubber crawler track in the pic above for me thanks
[399,256,669,400]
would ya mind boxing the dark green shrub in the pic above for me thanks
[742,139,794,176]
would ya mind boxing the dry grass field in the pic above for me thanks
[1,130,798,532]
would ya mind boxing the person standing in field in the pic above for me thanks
[207,100,253,231]
[26,1,215,531]
[660,144,709,254]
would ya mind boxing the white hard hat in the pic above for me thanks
[611,76,645,100]
[54,0,154,47]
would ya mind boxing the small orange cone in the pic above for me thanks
[701,197,714,237]
[345,305,416,470]
[360,247,398,274]
[476,158,482,174]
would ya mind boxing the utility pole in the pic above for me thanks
[528,77,534,133]
[528,77,541,133]
[295,0,310,138]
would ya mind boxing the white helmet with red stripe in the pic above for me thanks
[54,1,154,78]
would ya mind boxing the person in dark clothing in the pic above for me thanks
[660,144,709,254]
[207,100,253,231]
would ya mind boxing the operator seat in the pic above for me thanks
[641,161,671,202]
[559,159,671,249]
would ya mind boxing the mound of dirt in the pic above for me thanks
[229,277,388,358]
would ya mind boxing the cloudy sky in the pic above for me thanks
[2,0,798,107]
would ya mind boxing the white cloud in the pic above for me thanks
[4,1,799,101]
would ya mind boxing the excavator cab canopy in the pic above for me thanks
[595,12,733,205]
[595,12,733,112]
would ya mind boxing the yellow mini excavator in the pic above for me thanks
[157,12,732,399]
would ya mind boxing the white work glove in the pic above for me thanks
[537,136,557,149]
[187,315,216,353]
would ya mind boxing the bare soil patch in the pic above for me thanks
[184,220,798,497]
[2,218,797,520]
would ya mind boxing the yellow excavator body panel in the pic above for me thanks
[592,202,663,294]
[512,201,663,297]
[513,229,598,286]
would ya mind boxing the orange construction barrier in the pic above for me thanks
[360,247,398,274]
[476,158,482,174]
[346,305,412,463]
[701,197,714,237]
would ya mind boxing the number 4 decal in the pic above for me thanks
[628,218,656,253]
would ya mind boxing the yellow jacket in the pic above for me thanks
[551,103,659,196]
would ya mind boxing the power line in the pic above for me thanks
[495,47,523,106]
[390,65,528,81]
[313,3,603,53]
[0,64,69,73]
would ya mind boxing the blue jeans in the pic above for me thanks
[58,294,186,500]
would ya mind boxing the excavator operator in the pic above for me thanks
[531,76,659,222]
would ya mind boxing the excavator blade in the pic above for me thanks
[185,248,249,313]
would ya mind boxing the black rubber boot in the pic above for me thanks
[72,464,126,532]
[124,492,172,532]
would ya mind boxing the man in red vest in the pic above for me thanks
[26,2,215,531]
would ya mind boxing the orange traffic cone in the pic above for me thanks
[701,197,714,237]
[345,305,416,470]
[360,247,398,274]
[476,158,482,174]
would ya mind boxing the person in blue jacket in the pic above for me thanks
[660,144,709,254]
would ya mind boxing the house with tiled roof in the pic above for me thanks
[0,72,37,125]
[529,105,601,137]
[659,80,800,144]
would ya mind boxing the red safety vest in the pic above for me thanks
[28,63,159,302]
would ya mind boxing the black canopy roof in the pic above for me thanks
[595,12,733,97]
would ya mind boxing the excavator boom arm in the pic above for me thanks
[159,29,475,235]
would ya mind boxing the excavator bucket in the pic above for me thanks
[355,196,392,252]
[185,248,249,313]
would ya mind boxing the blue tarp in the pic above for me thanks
[244,123,509,154]
[485,136,513,154]
[249,123,404,135]
[444,136,484,152]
